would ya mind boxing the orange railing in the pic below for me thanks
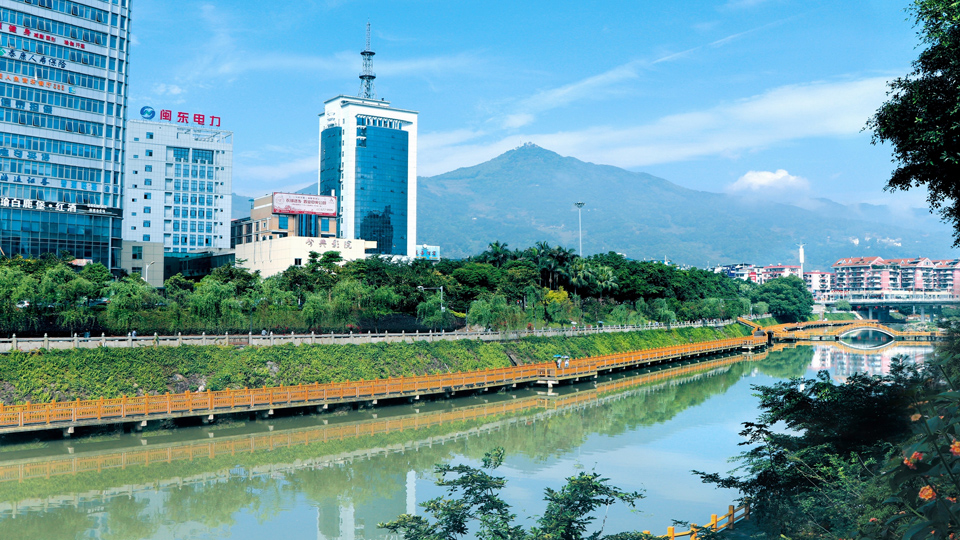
[0,336,766,432]
[644,502,750,539]
[0,352,769,488]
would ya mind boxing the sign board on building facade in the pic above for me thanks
[272,192,337,217]
[416,245,440,261]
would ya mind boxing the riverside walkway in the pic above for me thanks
[0,335,766,435]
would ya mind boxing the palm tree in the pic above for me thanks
[567,259,595,296]
[594,265,619,303]
[485,241,511,268]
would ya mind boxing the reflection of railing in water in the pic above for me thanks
[0,336,766,434]
[0,352,766,515]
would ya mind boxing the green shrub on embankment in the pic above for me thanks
[0,324,749,405]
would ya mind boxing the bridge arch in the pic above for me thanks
[836,325,897,339]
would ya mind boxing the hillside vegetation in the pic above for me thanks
[0,324,749,405]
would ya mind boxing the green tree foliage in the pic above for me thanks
[868,0,960,246]
[379,447,643,540]
[835,299,853,312]
[750,276,813,322]
[0,240,764,336]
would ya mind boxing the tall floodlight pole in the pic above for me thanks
[575,202,585,256]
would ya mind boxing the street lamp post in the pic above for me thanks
[144,261,155,284]
[575,202,585,256]
[417,286,445,312]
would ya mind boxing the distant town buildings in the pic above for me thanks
[0,0,132,269]
[832,256,960,294]
[714,255,960,297]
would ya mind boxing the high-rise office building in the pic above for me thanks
[0,0,131,268]
[319,26,417,256]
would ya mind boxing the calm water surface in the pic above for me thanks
[0,338,934,539]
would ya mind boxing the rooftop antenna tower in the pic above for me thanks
[359,22,376,99]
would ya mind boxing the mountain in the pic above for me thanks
[416,144,958,270]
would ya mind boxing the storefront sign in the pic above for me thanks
[0,47,68,69]
[0,73,68,91]
[305,238,353,250]
[0,197,120,217]
[2,24,90,50]
[416,244,440,261]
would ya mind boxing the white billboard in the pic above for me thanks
[416,244,441,261]
[273,192,337,217]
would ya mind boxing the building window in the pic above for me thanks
[146,150,154,157]
[294,258,302,266]
[146,132,154,140]
[143,234,151,242]
[145,179,152,186]
[144,207,152,214]
[144,193,152,200]
[145,165,153,172]
[132,266,142,274]
[278,216,289,230]
[132,246,143,260]
[143,220,151,228]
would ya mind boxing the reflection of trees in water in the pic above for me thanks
[0,357,770,539]
[755,347,815,380]
[457,362,756,464]
[0,506,91,540]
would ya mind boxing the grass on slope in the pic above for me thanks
[0,325,749,405]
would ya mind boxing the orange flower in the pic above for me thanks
[912,452,924,462]
[911,413,923,421]
[919,485,937,501]
[951,440,960,457]
[904,457,917,469]
[948,496,957,503]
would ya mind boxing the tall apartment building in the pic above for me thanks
[832,256,960,294]
[0,0,131,268]
[119,117,232,285]
[804,271,833,297]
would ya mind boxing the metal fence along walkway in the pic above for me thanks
[0,335,767,434]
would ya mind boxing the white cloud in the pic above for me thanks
[420,76,892,176]
[495,20,790,130]
[728,169,809,192]
[152,83,184,96]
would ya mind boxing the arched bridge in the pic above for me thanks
[737,318,944,342]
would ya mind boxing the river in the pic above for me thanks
[0,336,934,539]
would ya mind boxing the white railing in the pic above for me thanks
[0,319,739,354]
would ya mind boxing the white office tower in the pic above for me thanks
[121,117,232,284]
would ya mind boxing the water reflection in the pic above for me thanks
[809,331,935,381]
[0,343,933,539]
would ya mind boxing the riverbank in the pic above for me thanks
[0,324,750,405]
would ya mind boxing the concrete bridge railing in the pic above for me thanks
[0,318,744,354]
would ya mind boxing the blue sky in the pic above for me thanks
[127,0,926,212]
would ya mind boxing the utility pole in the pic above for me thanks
[575,202,585,256]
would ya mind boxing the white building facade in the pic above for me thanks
[0,0,131,268]
[319,95,417,256]
[122,118,232,253]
